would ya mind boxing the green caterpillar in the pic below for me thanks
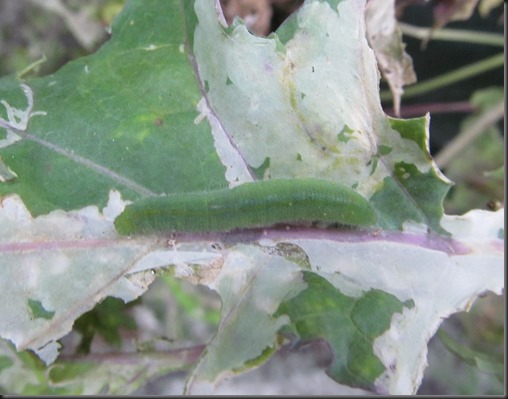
[114,178,376,235]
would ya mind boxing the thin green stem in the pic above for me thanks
[16,54,47,79]
[381,53,504,101]
[399,22,505,47]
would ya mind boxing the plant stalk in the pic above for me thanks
[435,100,505,168]
[399,23,505,47]
[381,53,504,101]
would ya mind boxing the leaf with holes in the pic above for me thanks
[0,0,503,395]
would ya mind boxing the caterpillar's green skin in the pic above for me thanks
[114,179,376,235]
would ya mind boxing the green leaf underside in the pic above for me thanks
[275,271,411,391]
[0,0,227,216]
[28,298,55,320]
[250,157,271,180]
[371,161,451,234]
[388,117,430,154]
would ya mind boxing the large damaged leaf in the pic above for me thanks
[0,0,503,395]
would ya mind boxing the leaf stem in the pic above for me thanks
[381,53,504,101]
[435,99,505,168]
[398,23,505,47]
[16,54,48,80]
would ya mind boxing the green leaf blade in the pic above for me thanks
[276,271,411,392]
